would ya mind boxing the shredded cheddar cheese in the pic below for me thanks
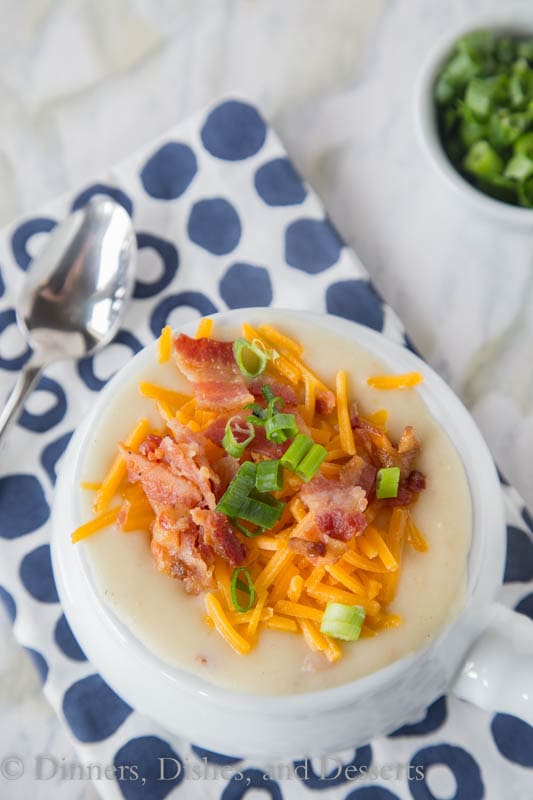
[367,372,423,390]
[158,325,173,363]
[335,370,356,456]
[196,317,214,338]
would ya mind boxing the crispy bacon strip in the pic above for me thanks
[247,378,298,407]
[121,447,202,514]
[174,334,253,410]
[151,507,215,594]
[191,509,247,566]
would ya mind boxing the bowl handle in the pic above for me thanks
[452,603,533,724]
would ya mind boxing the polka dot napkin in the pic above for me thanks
[0,98,532,800]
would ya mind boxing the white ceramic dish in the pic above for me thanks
[415,14,533,227]
[51,308,533,758]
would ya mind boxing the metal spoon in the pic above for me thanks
[0,197,136,447]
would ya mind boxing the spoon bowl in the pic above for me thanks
[0,196,136,447]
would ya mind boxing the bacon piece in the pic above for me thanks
[204,411,291,461]
[212,455,240,497]
[315,509,367,541]
[121,447,202,514]
[165,420,220,509]
[151,507,215,594]
[174,334,253,410]
[290,474,368,564]
[191,509,247,566]
[247,378,298,407]
[316,389,336,415]
[340,455,377,498]
[139,434,163,460]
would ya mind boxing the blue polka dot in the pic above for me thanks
[134,234,179,299]
[201,100,266,161]
[504,525,533,582]
[389,696,447,737]
[19,376,67,433]
[71,184,133,217]
[409,744,484,800]
[0,475,49,538]
[20,544,58,603]
[515,592,533,620]
[255,157,307,206]
[78,329,143,391]
[114,736,184,799]
[0,586,16,622]
[219,263,273,308]
[150,292,218,338]
[40,431,73,485]
[294,746,372,789]
[346,788,401,800]
[140,142,197,200]
[24,647,49,683]
[326,279,384,332]
[522,505,533,531]
[285,218,343,274]
[188,198,241,255]
[54,614,86,662]
[11,217,57,272]
[0,309,32,371]
[191,745,241,765]
[221,768,282,800]
[63,674,132,743]
[491,713,533,767]
[0,265,5,298]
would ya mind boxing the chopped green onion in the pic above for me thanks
[261,384,274,403]
[237,495,284,529]
[233,520,265,538]
[376,466,401,500]
[463,140,503,178]
[230,567,255,613]
[221,416,255,458]
[295,443,327,482]
[504,152,533,181]
[216,461,257,517]
[514,131,533,158]
[281,434,313,470]
[320,602,366,641]
[233,338,268,378]
[265,412,298,444]
[465,77,505,119]
[256,459,283,492]
[252,338,279,363]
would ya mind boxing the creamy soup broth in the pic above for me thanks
[80,317,471,695]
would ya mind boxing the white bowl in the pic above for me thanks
[415,14,533,227]
[51,308,507,757]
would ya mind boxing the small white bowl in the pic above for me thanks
[415,14,533,227]
[51,308,517,758]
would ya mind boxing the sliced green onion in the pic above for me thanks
[216,461,257,517]
[265,412,298,444]
[376,466,401,500]
[267,395,284,416]
[256,459,283,493]
[281,433,313,470]
[320,602,366,641]
[504,152,533,181]
[230,567,255,613]
[463,140,503,178]
[233,520,265,538]
[233,338,267,378]
[252,338,279,363]
[295,443,327,482]
[222,416,255,458]
[261,384,274,403]
[237,495,285,529]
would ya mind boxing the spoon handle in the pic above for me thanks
[0,363,44,449]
